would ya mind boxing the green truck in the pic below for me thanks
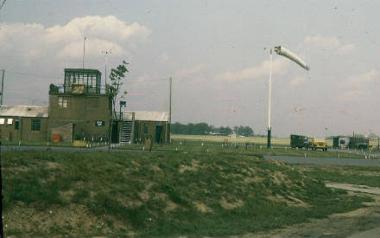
[349,136,369,150]
[290,134,308,149]
[333,136,369,150]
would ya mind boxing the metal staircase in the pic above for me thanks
[120,120,134,144]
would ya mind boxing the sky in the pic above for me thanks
[0,0,379,137]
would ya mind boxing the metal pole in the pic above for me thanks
[103,49,111,90]
[82,37,87,69]
[0,141,4,238]
[0,69,4,106]
[267,49,273,148]
[169,77,172,143]
[104,53,108,89]
[119,102,122,121]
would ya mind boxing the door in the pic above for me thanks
[111,121,119,143]
[155,125,163,144]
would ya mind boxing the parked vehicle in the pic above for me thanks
[307,138,328,151]
[290,134,308,148]
[333,136,350,149]
[349,136,369,150]
[333,136,369,150]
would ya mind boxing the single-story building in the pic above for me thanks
[0,105,48,143]
[115,111,170,144]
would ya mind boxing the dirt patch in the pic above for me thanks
[326,183,380,195]
[194,201,212,213]
[60,190,75,202]
[272,171,291,186]
[150,165,162,173]
[46,161,63,170]
[4,203,130,236]
[138,190,150,202]
[153,192,179,212]
[219,197,244,210]
[267,194,309,208]
[244,176,264,184]
[178,160,201,173]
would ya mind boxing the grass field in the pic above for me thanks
[2,147,376,237]
[171,134,291,145]
[119,139,374,160]
[172,134,380,149]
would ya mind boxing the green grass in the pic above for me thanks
[119,139,368,159]
[2,149,372,237]
[304,166,380,188]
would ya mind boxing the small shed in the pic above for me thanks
[118,111,170,144]
[0,105,48,143]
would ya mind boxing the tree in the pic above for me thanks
[235,126,254,137]
[108,60,129,118]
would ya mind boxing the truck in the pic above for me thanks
[290,134,308,149]
[333,136,369,150]
[333,136,350,149]
[349,136,369,150]
[307,138,328,151]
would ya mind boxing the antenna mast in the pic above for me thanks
[82,37,87,69]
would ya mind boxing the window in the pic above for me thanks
[143,124,148,134]
[0,118,4,125]
[7,118,13,125]
[58,96,68,108]
[15,119,20,130]
[31,119,41,131]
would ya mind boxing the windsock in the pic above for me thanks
[274,46,310,71]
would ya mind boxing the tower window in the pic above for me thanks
[58,97,69,108]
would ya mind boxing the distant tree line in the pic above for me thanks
[171,122,254,136]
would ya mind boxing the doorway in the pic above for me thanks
[155,125,163,144]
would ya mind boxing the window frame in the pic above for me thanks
[58,96,69,108]
[31,119,41,131]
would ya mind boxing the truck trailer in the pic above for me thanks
[290,134,308,149]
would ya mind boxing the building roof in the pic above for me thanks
[64,68,102,75]
[0,105,48,118]
[123,111,169,122]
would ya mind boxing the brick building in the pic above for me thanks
[0,68,170,145]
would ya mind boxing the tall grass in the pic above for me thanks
[3,150,372,237]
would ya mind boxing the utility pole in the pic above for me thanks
[0,69,4,106]
[102,49,111,90]
[267,49,273,149]
[82,37,87,69]
[168,77,172,143]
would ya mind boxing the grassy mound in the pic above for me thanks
[3,150,370,237]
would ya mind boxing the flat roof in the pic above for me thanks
[0,105,48,118]
[64,68,102,75]
[123,111,169,122]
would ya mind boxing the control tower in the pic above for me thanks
[48,68,111,142]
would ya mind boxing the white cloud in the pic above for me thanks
[304,35,355,55]
[57,39,124,59]
[219,58,289,81]
[174,64,206,79]
[289,76,306,87]
[0,15,150,61]
[338,69,380,101]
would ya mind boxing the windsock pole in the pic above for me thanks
[267,49,273,149]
